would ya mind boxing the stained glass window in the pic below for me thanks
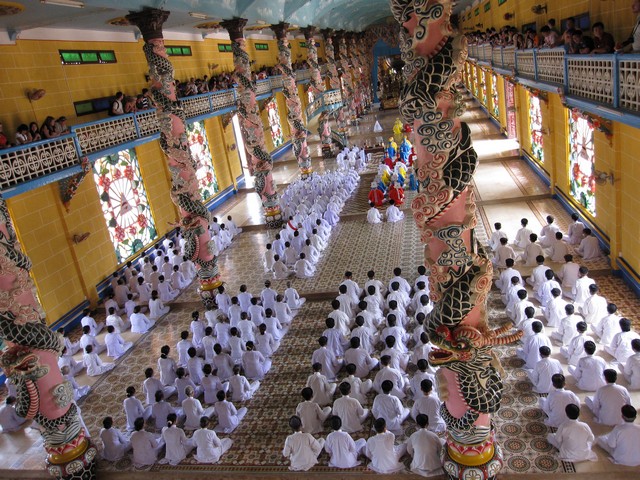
[471,66,477,96]
[491,73,499,118]
[187,121,219,202]
[266,98,285,148]
[529,94,544,163]
[94,149,157,263]
[480,69,487,106]
[568,111,596,216]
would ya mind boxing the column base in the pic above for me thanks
[443,439,503,480]
[46,437,97,480]
[300,166,313,179]
[264,206,284,229]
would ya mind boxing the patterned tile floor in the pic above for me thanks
[4,102,640,478]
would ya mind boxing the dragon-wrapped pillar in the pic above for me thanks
[336,31,356,124]
[301,26,331,147]
[126,8,221,306]
[321,29,347,131]
[0,197,97,479]
[388,1,522,479]
[220,17,283,228]
[272,22,313,178]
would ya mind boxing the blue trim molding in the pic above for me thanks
[272,141,293,161]
[521,152,551,187]
[205,185,236,212]
[50,299,91,334]
[616,257,640,297]
[236,174,246,189]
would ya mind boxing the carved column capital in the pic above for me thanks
[126,7,169,41]
[271,22,290,40]
[220,17,248,41]
[301,25,318,41]
[321,28,334,43]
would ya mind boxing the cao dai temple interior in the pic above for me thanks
[1,0,640,479]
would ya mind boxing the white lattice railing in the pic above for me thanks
[295,69,312,81]
[72,115,139,156]
[0,135,80,190]
[269,75,283,90]
[567,56,613,105]
[619,58,640,111]
[502,46,516,69]
[256,79,271,96]
[480,44,492,62]
[305,89,343,119]
[210,89,235,111]
[515,50,535,78]
[136,110,159,137]
[491,48,502,67]
[180,94,212,118]
[536,48,565,85]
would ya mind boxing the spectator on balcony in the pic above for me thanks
[590,23,615,54]
[547,19,560,37]
[559,17,576,46]
[616,0,640,52]
[29,122,41,142]
[109,92,124,116]
[14,124,31,145]
[40,116,59,139]
[54,116,69,136]
[124,96,137,114]
[136,94,149,111]
[540,26,561,48]
[569,30,594,54]
[524,29,536,49]
[0,122,8,149]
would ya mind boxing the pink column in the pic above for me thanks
[126,8,221,305]
[0,197,97,479]
[272,22,312,178]
[220,17,282,228]
[302,26,331,146]
[336,31,356,123]
[321,29,347,131]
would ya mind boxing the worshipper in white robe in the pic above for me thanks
[577,228,603,260]
[493,237,516,268]
[365,417,407,474]
[372,380,410,435]
[264,243,276,272]
[526,256,550,290]
[586,369,631,425]
[123,386,151,432]
[83,345,115,377]
[495,259,523,293]
[373,355,407,399]
[561,322,595,366]
[572,268,595,312]
[282,415,324,471]
[99,416,131,462]
[157,345,178,387]
[193,417,233,464]
[161,413,195,465]
[242,342,271,381]
[284,281,305,309]
[409,359,437,398]
[175,367,202,404]
[551,305,582,346]
[212,345,234,382]
[367,202,383,224]
[213,390,247,434]
[272,255,292,280]
[148,290,170,319]
[568,341,608,391]
[510,217,531,248]
[294,253,316,278]
[180,256,197,283]
[547,403,597,462]
[623,339,640,389]
[143,367,176,406]
[106,307,130,333]
[385,199,404,222]
[306,363,337,406]
[593,303,621,346]
[176,331,194,367]
[520,234,545,266]
[539,215,560,248]
[201,364,228,405]
[528,346,563,394]
[596,404,640,466]
[544,289,568,328]
[0,396,28,433]
[130,418,164,467]
[296,387,332,434]
[63,374,90,408]
[540,374,581,427]
[157,276,178,303]
[557,254,581,294]
[58,347,84,377]
[536,269,561,308]
[606,318,640,364]
[105,325,133,360]
[343,337,378,378]
[274,297,293,326]
[170,265,188,291]
[517,321,552,369]
[226,215,242,237]
[549,232,570,263]
[80,326,106,355]
[410,379,446,432]
[256,324,279,358]
[583,284,608,325]
[489,222,508,251]
[81,308,104,337]
[407,413,445,477]
[568,213,586,245]
[228,366,259,402]
[332,382,369,433]
[182,386,215,430]
[324,415,366,468]
[311,337,342,382]
[130,306,155,334]
[215,286,231,315]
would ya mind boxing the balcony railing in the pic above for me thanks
[0,69,328,196]
[468,44,640,116]
[305,89,344,120]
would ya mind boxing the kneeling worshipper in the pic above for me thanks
[546,403,597,462]
[282,415,325,471]
[324,415,366,469]
[367,202,383,224]
[193,416,233,464]
[386,200,404,223]
[388,181,405,206]
[596,404,640,466]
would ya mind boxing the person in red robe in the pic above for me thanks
[368,182,385,207]
[388,182,405,207]
[408,147,417,166]
[384,156,395,170]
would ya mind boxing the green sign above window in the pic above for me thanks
[254,43,269,51]
[60,50,117,65]
[218,43,233,52]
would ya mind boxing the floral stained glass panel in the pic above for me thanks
[480,69,487,106]
[266,99,285,148]
[529,94,544,163]
[94,149,157,263]
[491,73,499,118]
[568,112,596,216]
[187,121,219,202]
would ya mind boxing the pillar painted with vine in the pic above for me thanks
[389,1,522,479]
[302,26,331,146]
[356,32,372,110]
[220,17,282,228]
[347,33,364,117]
[126,8,221,306]
[321,29,347,131]
[272,22,312,178]
[337,31,356,123]
[0,196,97,480]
